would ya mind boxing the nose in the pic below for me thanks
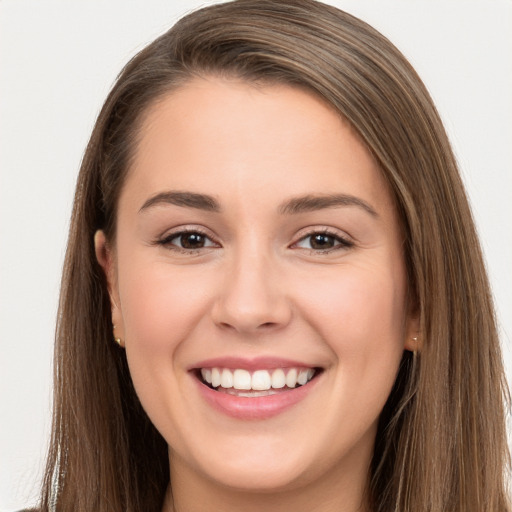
[211,248,292,335]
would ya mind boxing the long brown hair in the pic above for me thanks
[40,1,510,510]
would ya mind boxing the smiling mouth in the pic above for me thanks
[197,367,321,397]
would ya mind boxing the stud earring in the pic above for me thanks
[411,336,420,356]
[113,325,123,348]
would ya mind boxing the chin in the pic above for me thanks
[183,439,315,493]
[203,460,309,493]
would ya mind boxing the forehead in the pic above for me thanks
[122,77,395,219]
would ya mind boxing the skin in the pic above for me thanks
[95,77,418,512]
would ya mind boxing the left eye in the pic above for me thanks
[295,232,351,251]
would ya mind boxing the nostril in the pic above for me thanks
[218,322,237,331]
[215,320,281,332]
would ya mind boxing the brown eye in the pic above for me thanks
[159,230,217,251]
[309,233,336,249]
[179,233,207,249]
[294,231,353,252]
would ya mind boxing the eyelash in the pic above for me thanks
[156,228,218,254]
[155,228,354,255]
[292,229,354,253]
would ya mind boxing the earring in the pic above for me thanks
[411,336,420,356]
[113,325,123,348]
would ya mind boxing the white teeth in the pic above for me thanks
[285,368,298,388]
[211,368,221,388]
[271,369,286,389]
[252,370,272,391]
[233,369,252,390]
[225,389,279,397]
[297,369,309,386]
[200,367,317,391]
[221,368,233,388]
[201,368,212,384]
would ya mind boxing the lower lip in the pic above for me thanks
[193,373,320,420]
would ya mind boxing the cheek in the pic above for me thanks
[298,264,408,440]
[116,259,217,438]
[297,260,407,377]
[306,264,404,323]
[117,258,215,369]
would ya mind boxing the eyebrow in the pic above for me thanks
[139,190,378,218]
[139,191,221,213]
[279,194,378,217]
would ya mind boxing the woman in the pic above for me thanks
[34,0,509,510]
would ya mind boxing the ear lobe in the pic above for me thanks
[404,312,421,352]
[404,335,421,352]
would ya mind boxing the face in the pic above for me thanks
[96,78,417,496]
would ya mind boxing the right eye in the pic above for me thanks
[158,230,218,252]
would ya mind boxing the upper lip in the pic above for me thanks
[190,356,319,371]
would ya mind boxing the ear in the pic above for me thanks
[94,230,124,344]
[403,310,421,352]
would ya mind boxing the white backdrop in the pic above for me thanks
[1,1,511,510]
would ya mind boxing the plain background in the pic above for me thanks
[1,1,511,509]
